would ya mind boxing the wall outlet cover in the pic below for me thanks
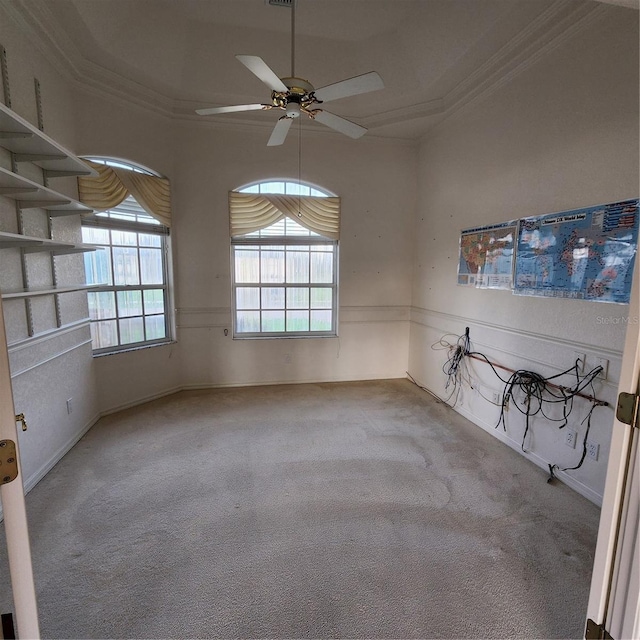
[586,441,600,461]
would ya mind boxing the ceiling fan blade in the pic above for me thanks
[196,104,268,116]
[236,55,288,93]
[267,116,294,147]
[313,71,384,103]
[312,110,367,139]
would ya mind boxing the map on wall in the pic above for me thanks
[458,221,518,290]
[514,199,639,304]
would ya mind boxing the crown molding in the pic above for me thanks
[424,0,609,140]
[2,0,177,117]
[1,0,82,81]
[2,0,614,138]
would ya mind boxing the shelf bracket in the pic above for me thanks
[17,199,71,209]
[0,131,33,139]
[0,187,38,195]
[47,209,83,217]
[44,169,92,178]
[13,153,66,163]
[0,43,10,108]
[34,78,44,132]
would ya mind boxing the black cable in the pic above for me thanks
[548,401,602,482]
[436,329,608,471]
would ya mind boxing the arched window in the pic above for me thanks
[80,157,172,353]
[231,179,339,337]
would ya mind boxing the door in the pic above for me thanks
[586,258,640,639]
[0,295,40,638]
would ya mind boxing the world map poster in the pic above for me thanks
[458,221,517,290]
[514,199,639,304]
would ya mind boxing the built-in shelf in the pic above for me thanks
[0,105,98,315]
[1,284,101,300]
[0,230,97,254]
[0,102,97,178]
[50,244,97,256]
[0,166,93,215]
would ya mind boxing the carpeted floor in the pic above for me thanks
[0,379,600,639]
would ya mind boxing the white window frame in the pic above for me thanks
[81,158,173,355]
[231,180,339,339]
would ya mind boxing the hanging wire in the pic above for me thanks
[429,328,608,479]
[297,114,302,216]
[291,0,296,78]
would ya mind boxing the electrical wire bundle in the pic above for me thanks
[431,328,608,480]
[488,360,603,450]
[427,327,472,405]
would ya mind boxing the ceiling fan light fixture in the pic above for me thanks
[286,101,301,118]
[197,0,384,146]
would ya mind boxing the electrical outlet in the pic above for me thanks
[492,392,501,405]
[564,428,577,449]
[585,355,609,380]
[586,441,600,461]
[595,358,609,380]
[66,398,73,415]
[573,352,586,372]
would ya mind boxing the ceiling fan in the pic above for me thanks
[195,0,384,146]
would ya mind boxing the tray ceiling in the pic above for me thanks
[4,0,636,141]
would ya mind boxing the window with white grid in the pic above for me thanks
[81,159,171,354]
[232,180,338,338]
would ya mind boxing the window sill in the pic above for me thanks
[232,333,337,340]
[92,340,176,358]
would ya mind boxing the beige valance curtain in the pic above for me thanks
[229,192,340,240]
[77,160,171,227]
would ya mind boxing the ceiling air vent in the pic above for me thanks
[265,0,296,7]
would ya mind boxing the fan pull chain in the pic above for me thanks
[298,116,302,217]
[291,0,296,77]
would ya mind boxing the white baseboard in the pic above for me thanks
[99,385,184,416]
[180,372,407,392]
[22,412,101,495]
[0,411,101,522]
[406,376,602,506]
[454,403,602,506]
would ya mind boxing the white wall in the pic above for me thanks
[2,0,637,508]
[172,122,416,389]
[72,92,183,412]
[71,89,416,408]
[408,6,639,504]
[1,4,417,502]
[0,4,99,490]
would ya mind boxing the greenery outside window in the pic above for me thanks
[232,181,338,338]
[81,159,172,354]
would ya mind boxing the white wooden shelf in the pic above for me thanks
[50,244,97,255]
[1,284,100,300]
[0,166,93,216]
[0,231,97,254]
[0,102,96,178]
[0,105,98,315]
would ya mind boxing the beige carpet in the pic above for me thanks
[0,379,599,639]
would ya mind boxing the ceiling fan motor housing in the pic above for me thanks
[273,76,321,118]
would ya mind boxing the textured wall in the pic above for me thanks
[408,6,639,503]
[0,4,99,489]
[171,123,416,390]
[71,94,417,407]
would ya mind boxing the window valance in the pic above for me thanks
[77,160,171,227]
[229,192,340,240]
